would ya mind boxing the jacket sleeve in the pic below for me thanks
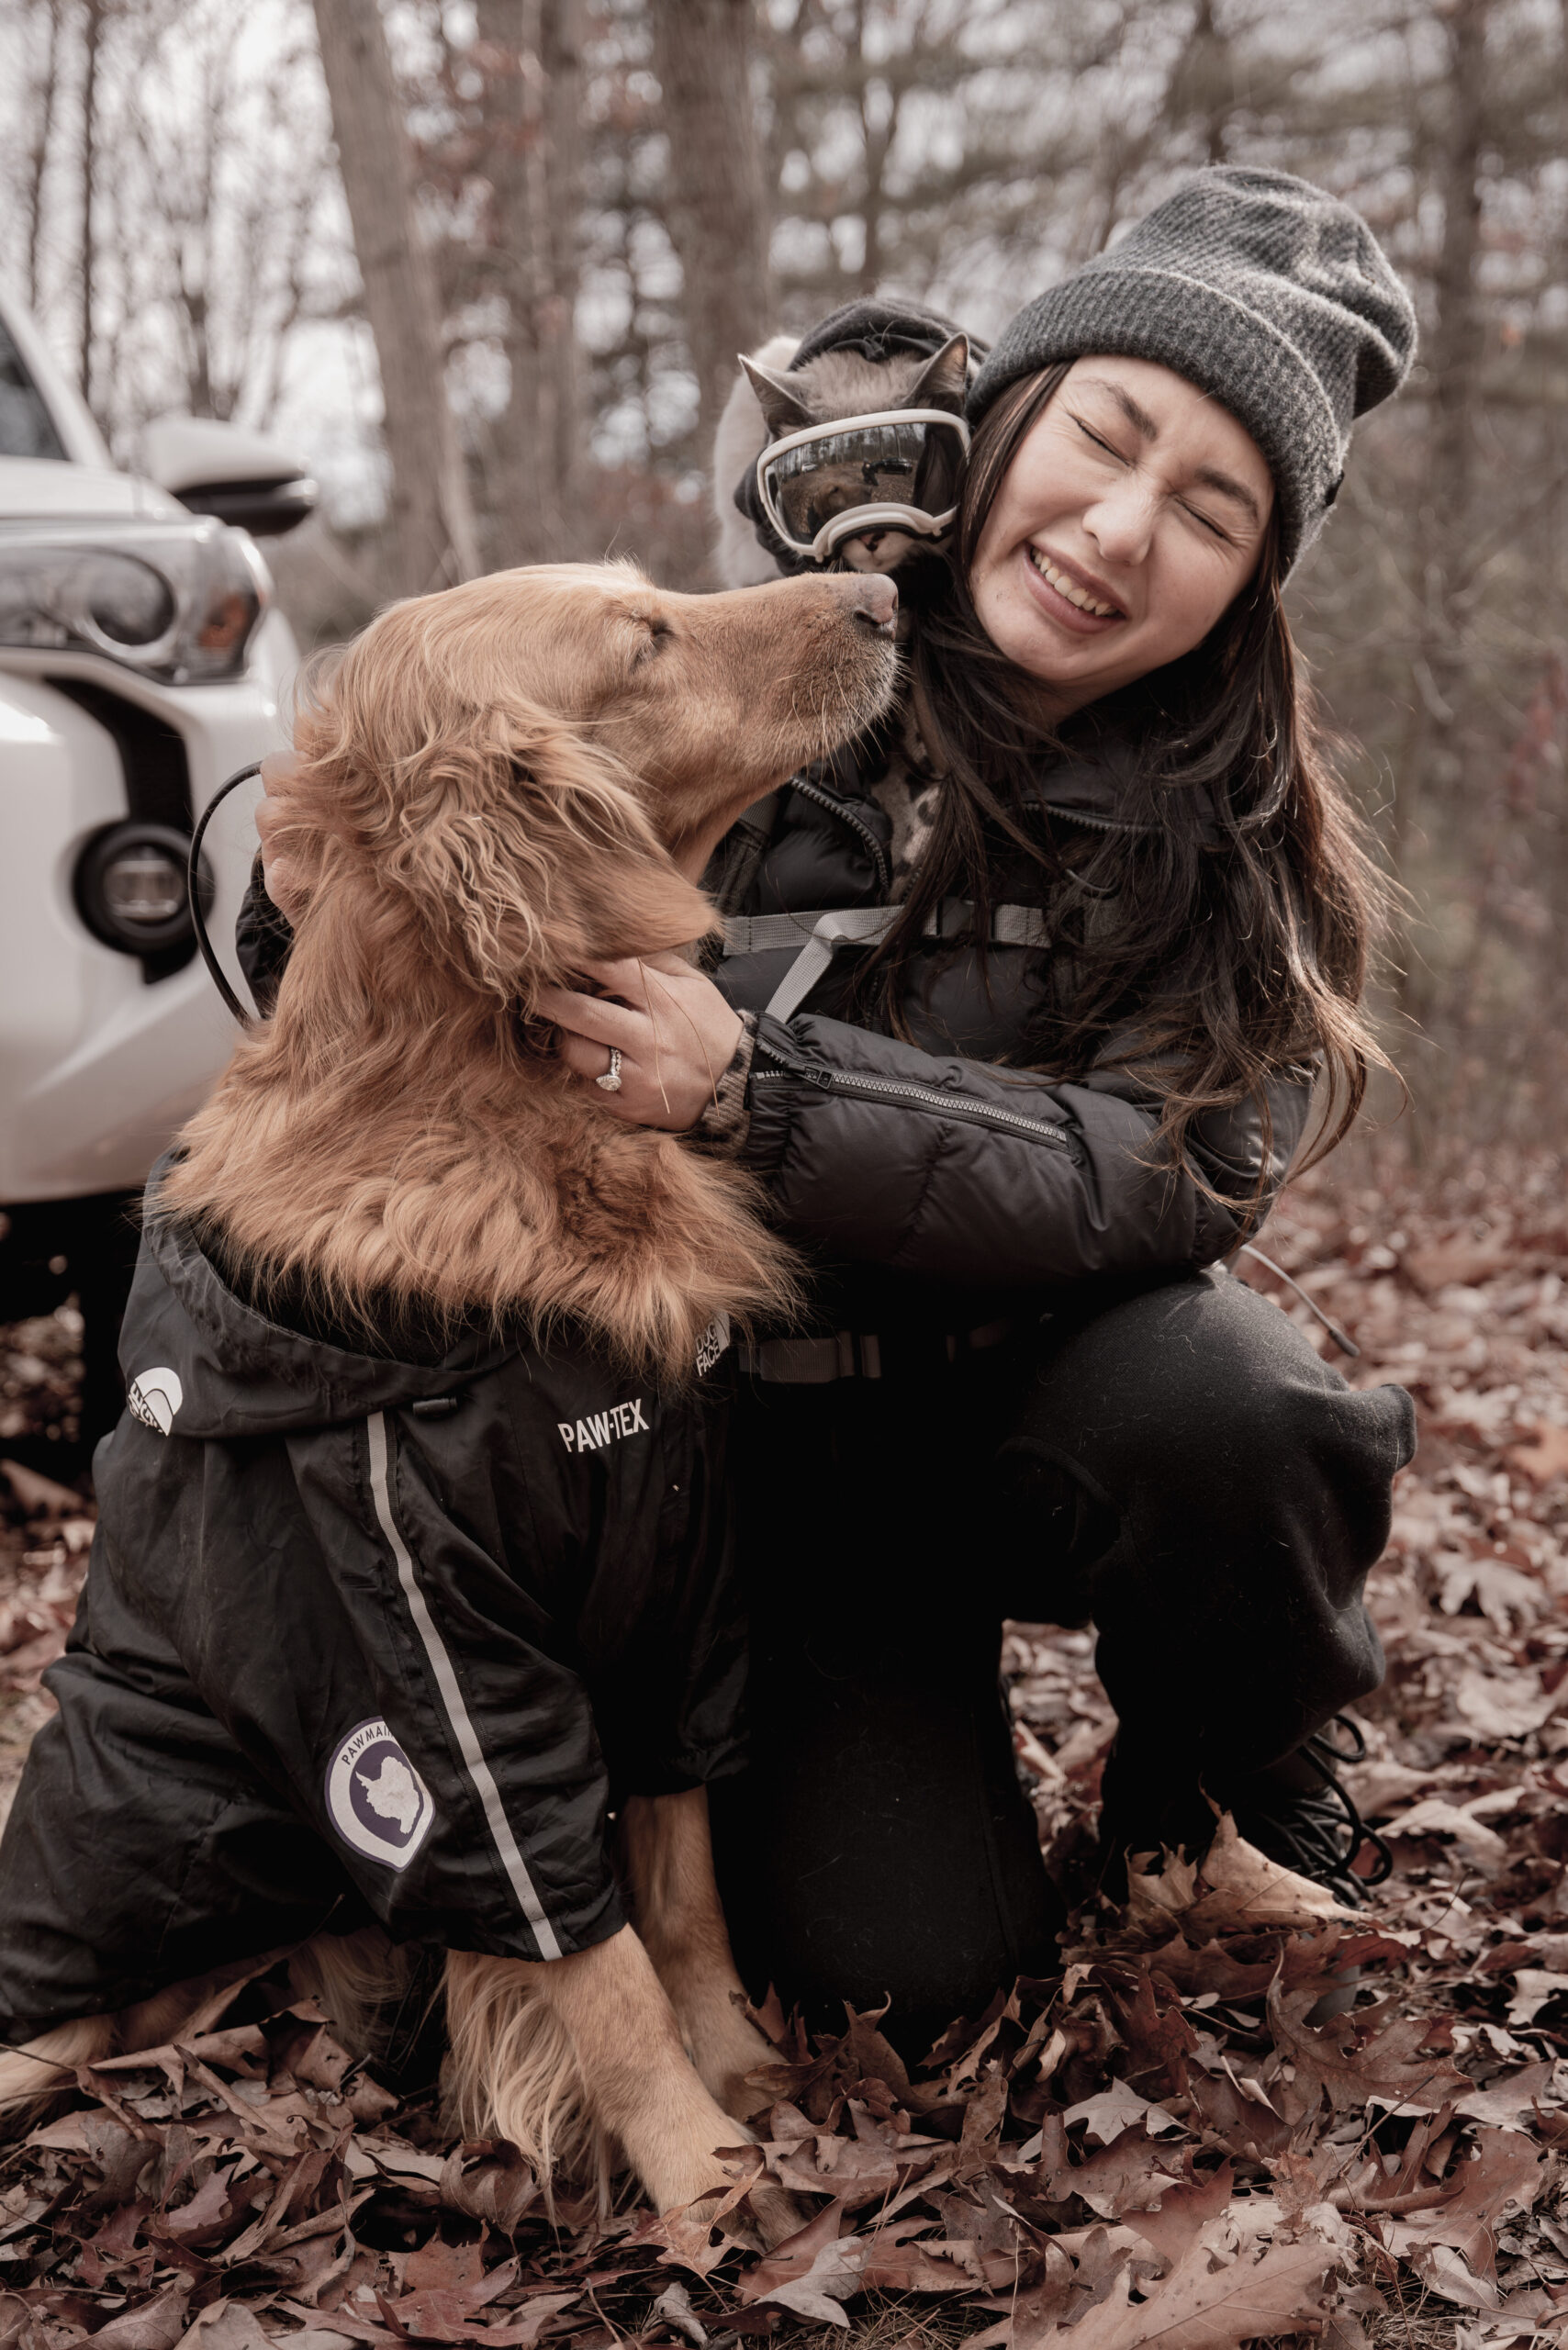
[740,1012,1313,1291]
[235,855,294,1016]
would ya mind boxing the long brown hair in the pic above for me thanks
[869,366,1394,1208]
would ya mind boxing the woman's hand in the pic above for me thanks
[255,751,310,924]
[534,954,745,1132]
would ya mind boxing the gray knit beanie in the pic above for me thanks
[969,166,1417,572]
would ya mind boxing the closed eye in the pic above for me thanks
[1077,413,1235,542]
[633,620,674,666]
[1071,415,1129,464]
[1179,500,1233,543]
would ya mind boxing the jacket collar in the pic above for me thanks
[1031,722,1155,836]
[1030,715,1226,845]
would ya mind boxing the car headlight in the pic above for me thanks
[74,821,213,955]
[0,518,268,682]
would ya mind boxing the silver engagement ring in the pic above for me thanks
[596,1047,623,1093]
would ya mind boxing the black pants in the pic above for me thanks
[708,1269,1416,2054]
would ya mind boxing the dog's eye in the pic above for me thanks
[634,621,673,667]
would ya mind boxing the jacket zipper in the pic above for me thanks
[789,776,894,895]
[1037,800,1148,836]
[754,1039,1073,1152]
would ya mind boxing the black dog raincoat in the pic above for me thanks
[0,1159,743,2041]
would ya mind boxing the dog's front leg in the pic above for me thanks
[444,1930,758,2224]
[622,1788,781,2124]
[0,2014,117,2128]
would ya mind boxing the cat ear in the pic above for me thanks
[905,334,970,415]
[741,354,814,438]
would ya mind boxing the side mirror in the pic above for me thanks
[139,414,319,538]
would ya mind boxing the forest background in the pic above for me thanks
[2,0,1565,1168]
[7,14,1568,2336]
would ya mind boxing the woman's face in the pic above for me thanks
[969,354,1275,719]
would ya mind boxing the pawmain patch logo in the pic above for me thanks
[325,1718,435,1870]
[128,1367,184,1436]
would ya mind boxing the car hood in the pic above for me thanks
[0,457,187,523]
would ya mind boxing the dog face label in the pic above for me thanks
[325,1718,435,1870]
[128,1367,184,1436]
[557,1397,648,1453]
[695,1314,731,1376]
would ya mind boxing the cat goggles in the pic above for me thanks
[755,408,971,564]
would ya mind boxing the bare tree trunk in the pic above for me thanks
[310,0,480,596]
[1427,0,1487,549]
[476,0,582,565]
[79,0,103,414]
[853,0,890,296]
[1394,0,1490,1140]
[652,0,773,448]
[475,0,539,565]
[542,0,584,536]
[23,0,63,317]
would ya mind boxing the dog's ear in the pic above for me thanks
[384,711,714,1005]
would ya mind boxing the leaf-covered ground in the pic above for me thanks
[3,1161,1567,2350]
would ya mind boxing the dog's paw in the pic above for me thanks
[684,2002,781,2123]
[671,2168,802,2256]
[652,2150,752,2231]
[745,2177,810,2252]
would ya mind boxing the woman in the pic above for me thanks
[532,166,1420,2042]
[247,167,1418,2051]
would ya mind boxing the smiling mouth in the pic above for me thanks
[1026,545,1123,621]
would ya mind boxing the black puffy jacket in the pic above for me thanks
[700,726,1314,1343]
[233,731,1312,1346]
[0,1175,743,2038]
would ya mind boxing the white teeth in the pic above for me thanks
[1028,546,1116,617]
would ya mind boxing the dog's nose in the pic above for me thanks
[848,573,898,634]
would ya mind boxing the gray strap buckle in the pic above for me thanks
[760,906,899,1023]
[725,899,1050,1026]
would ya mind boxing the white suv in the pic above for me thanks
[0,289,312,1467]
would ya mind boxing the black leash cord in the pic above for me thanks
[188,761,263,1024]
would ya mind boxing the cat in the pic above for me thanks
[711,323,978,887]
[711,329,972,588]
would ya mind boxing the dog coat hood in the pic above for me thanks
[0,1163,745,2041]
[121,1180,521,1442]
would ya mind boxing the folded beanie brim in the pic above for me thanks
[968,167,1417,575]
[972,268,1343,568]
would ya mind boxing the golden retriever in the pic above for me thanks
[0,560,898,2234]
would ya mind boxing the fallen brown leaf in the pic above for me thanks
[1506,1423,1568,1484]
[1053,2235,1338,2350]
[1267,1982,1471,2118]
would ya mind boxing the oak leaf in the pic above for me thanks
[1506,1423,1568,1485]
[1124,2162,1237,2267]
[1381,2127,1549,2278]
[1267,1983,1470,2117]
[1052,2236,1337,2350]
[1059,2083,1181,2147]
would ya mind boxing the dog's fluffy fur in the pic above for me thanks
[163,561,897,1382]
[1,561,898,2234]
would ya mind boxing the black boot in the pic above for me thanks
[1099,1718,1393,1906]
[1218,1719,1394,1905]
